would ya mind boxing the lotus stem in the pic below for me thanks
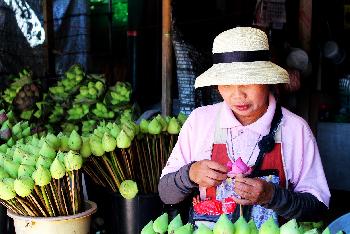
[41,186,54,216]
[50,181,64,216]
[90,157,117,191]
[28,194,48,217]
[110,151,126,181]
[16,197,37,216]
[101,155,120,188]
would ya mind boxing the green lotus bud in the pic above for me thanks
[177,112,188,125]
[116,130,132,149]
[50,158,66,179]
[322,228,331,234]
[259,216,279,234]
[25,146,40,159]
[4,160,19,178]
[102,132,117,152]
[32,166,51,186]
[46,133,60,150]
[213,214,234,234]
[89,137,105,157]
[36,156,53,169]
[140,119,149,133]
[18,164,35,178]
[110,124,121,138]
[174,223,193,234]
[122,123,135,140]
[167,117,181,134]
[58,133,69,152]
[6,148,14,158]
[93,128,104,138]
[39,141,56,159]
[248,219,258,234]
[194,224,213,234]
[119,179,138,199]
[31,136,40,147]
[0,144,8,153]
[233,216,250,234]
[168,214,183,233]
[13,148,28,164]
[56,151,66,163]
[303,229,319,234]
[22,126,31,137]
[141,220,156,234]
[280,219,301,234]
[12,123,22,136]
[0,178,16,200]
[80,137,91,158]
[64,150,83,171]
[14,177,34,197]
[0,167,9,179]
[0,152,10,167]
[7,137,15,147]
[153,213,168,234]
[148,118,162,135]
[155,114,167,131]
[68,130,82,151]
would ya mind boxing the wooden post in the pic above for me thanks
[43,0,55,76]
[161,0,173,116]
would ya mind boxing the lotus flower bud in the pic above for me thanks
[68,130,82,151]
[213,214,235,234]
[0,152,9,167]
[36,156,53,169]
[0,167,9,179]
[22,127,31,137]
[233,216,250,234]
[46,133,60,150]
[64,150,83,171]
[259,216,279,234]
[122,123,135,139]
[89,136,105,156]
[50,158,66,179]
[32,166,51,186]
[13,148,28,164]
[155,114,167,131]
[102,132,117,152]
[148,118,162,135]
[0,111,8,124]
[56,151,66,163]
[167,117,181,134]
[14,177,34,197]
[153,213,168,234]
[280,219,301,234]
[141,221,156,234]
[110,124,121,138]
[194,224,213,234]
[0,178,16,200]
[93,128,104,138]
[0,144,8,153]
[177,112,188,125]
[116,130,132,149]
[1,120,11,131]
[174,223,193,234]
[25,145,40,158]
[39,141,56,159]
[18,164,35,178]
[168,214,183,233]
[21,154,37,167]
[31,136,40,147]
[248,219,258,234]
[6,148,14,158]
[12,123,22,137]
[80,137,91,158]
[0,129,11,141]
[140,119,149,134]
[119,180,138,199]
[58,133,69,152]
[106,122,114,130]
[4,160,19,178]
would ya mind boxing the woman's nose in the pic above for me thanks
[230,86,246,99]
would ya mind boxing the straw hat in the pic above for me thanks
[194,27,289,88]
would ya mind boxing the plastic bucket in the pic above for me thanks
[328,212,350,233]
[7,200,97,234]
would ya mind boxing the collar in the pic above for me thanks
[219,94,277,136]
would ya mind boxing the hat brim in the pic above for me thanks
[194,61,290,88]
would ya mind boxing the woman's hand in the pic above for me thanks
[233,174,275,205]
[189,160,228,188]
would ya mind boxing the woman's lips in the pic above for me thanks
[234,104,249,111]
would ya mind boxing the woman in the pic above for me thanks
[158,27,330,228]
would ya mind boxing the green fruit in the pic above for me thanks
[14,177,34,197]
[39,141,56,159]
[68,130,82,151]
[119,180,138,199]
[141,220,156,234]
[233,216,250,234]
[168,214,183,233]
[50,158,66,179]
[174,223,193,234]
[102,132,117,152]
[116,130,132,149]
[167,117,181,134]
[194,224,213,234]
[280,219,301,234]
[148,118,162,135]
[64,150,83,171]
[18,164,35,178]
[153,213,168,234]
[259,217,279,234]
[0,178,16,200]
[32,166,51,186]
[213,214,234,234]
[4,160,20,178]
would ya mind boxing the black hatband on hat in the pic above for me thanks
[213,50,271,64]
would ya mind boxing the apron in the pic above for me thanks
[191,105,287,229]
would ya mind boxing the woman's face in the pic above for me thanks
[218,84,270,125]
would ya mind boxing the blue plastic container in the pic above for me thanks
[328,212,350,233]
